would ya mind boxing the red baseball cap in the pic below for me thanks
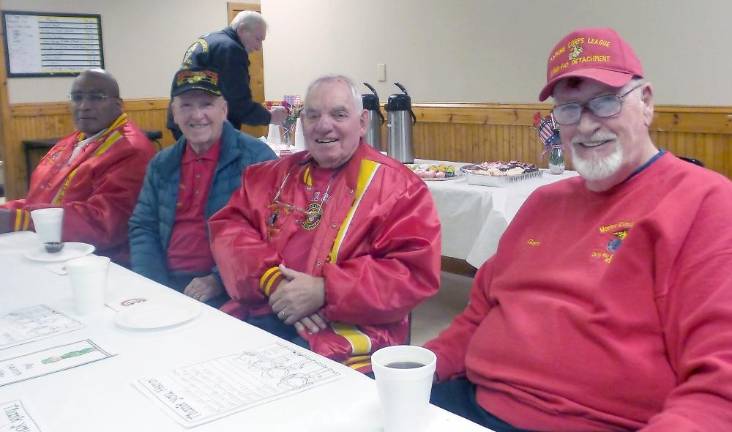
[538,27,643,101]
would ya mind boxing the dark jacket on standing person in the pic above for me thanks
[167,27,271,137]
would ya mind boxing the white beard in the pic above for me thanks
[570,138,623,182]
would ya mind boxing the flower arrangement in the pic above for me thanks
[281,95,303,144]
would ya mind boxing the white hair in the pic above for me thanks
[230,11,266,32]
[304,74,363,112]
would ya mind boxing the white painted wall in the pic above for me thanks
[260,0,732,105]
[4,0,731,105]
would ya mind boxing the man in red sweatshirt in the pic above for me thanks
[425,27,732,432]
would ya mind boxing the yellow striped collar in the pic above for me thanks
[76,112,128,142]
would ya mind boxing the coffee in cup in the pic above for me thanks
[372,345,437,432]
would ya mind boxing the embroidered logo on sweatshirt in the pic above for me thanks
[591,221,633,264]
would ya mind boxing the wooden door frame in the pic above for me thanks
[0,0,16,198]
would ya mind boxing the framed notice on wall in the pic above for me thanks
[2,11,104,77]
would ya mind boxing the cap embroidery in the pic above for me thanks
[175,69,219,87]
[568,38,584,61]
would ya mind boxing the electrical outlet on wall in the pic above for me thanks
[377,63,386,82]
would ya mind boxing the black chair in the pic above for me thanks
[679,156,704,167]
[144,130,164,151]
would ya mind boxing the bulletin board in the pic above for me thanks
[2,11,104,77]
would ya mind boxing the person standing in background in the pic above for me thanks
[166,11,287,139]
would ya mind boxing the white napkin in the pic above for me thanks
[266,124,281,144]
[294,118,306,150]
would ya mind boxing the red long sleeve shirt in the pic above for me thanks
[426,153,732,431]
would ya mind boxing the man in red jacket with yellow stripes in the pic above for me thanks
[209,74,441,373]
[0,69,156,265]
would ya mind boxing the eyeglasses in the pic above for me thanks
[69,92,111,104]
[552,82,645,125]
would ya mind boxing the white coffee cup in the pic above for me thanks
[66,255,110,315]
[372,345,437,432]
[30,208,64,244]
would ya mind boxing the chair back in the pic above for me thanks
[679,156,704,167]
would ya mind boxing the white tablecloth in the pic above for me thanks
[0,231,491,432]
[417,160,578,268]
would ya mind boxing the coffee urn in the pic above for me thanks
[362,82,384,150]
[385,82,416,163]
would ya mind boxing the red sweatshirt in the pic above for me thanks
[426,153,732,431]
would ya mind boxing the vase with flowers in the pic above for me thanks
[281,95,303,147]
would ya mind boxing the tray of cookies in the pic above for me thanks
[460,161,541,186]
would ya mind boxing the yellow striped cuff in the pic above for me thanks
[344,355,370,366]
[13,209,30,231]
[348,360,372,371]
[332,322,372,356]
[259,266,283,297]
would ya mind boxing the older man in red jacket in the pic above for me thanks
[209,74,441,373]
[0,69,155,264]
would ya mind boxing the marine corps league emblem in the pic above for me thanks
[568,39,583,61]
[301,202,323,230]
[591,221,633,264]
[182,38,209,67]
[607,229,628,253]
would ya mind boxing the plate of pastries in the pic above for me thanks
[406,163,461,181]
[460,161,541,186]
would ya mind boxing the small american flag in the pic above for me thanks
[535,113,560,148]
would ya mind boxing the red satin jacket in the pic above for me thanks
[2,114,156,264]
[210,143,441,371]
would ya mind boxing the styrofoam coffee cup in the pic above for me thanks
[66,255,110,315]
[30,208,64,244]
[372,345,437,432]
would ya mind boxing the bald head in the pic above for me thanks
[73,68,120,98]
[70,68,123,135]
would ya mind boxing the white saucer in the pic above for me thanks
[23,242,95,263]
[114,301,201,330]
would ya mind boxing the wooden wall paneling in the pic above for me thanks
[410,104,730,178]
[4,100,730,199]
[5,99,175,198]
[123,99,176,148]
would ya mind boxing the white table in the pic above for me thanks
[417,160,578,268]
[0,231,491,432]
